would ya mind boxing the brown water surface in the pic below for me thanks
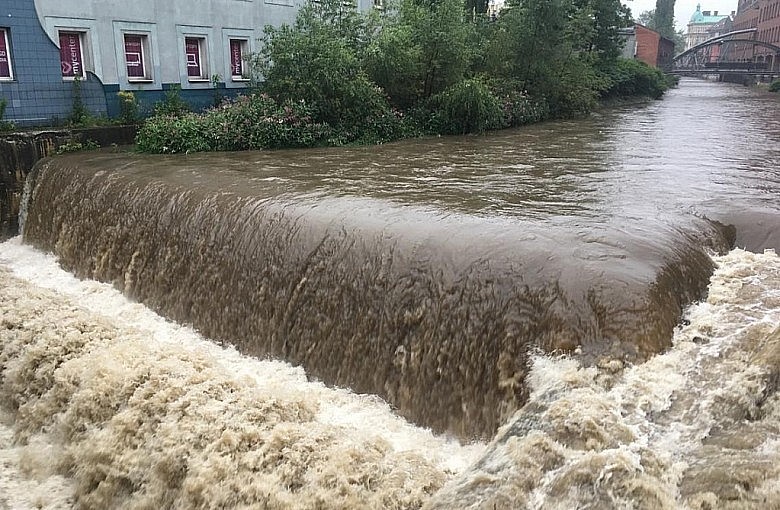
[21,79,780,438]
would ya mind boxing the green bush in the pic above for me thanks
[600,59,670,100]
[0,98,13,132]
[136,93,332,154]
[488,80,550,127]
[769,79,780,92]
[429,79,504,134]
[55,139,100,154]
[117,91,139,124]
[153,85,190,117]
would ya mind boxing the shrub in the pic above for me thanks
[55,139,100,154]
[488,80,550,127]
[117,91,139,124]
[769,79,780,92]
[153,85,190,117]
[68,76,89,125]
[429,79,504,134]
[600,59,670,100]
[136,93,332,154]
[0,98,13,132]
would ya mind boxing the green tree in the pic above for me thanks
[654,0,676,40]
[364,0,472,107]
[636,8,684,51]
[488,0,609,115]
[464,0,489,15]
[572,0,632,61]
[253,0,387,129]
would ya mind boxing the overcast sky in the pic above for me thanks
[625,0,739,30]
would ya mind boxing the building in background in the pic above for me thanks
[0,0,374,127]
[620,24,675,68]
[730,0,780,70]
[685,4,730,50]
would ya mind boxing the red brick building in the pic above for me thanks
[634,24,676,68]
[731,0,780,69]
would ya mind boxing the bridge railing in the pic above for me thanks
[703,62,769,70]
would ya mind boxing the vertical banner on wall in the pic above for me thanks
[59,32,83,78]
[124,35,145,78]
[185,38,201,78]
[230,39,243,78]
[0,29,11,78]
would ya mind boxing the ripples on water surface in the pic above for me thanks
[2,79,780,508]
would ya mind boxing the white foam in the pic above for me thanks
[0,237,482,507]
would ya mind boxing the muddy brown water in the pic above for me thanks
[20,79,780,439]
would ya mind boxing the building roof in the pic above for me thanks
[690,3,730,24]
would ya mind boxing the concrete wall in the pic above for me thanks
[33,0,373,91]
[0,0,107,126]
[1,0,375,126]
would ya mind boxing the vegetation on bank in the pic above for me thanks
[136,0,675,153]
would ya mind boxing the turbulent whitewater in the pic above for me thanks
[1,242,778,509]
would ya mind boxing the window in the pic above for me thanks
[124,34,150,81]
[229,39,248,80]
[0,28,12,80]
[185,37,207,80]
[59,31,84,78]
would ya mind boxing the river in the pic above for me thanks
[1,78,779,508]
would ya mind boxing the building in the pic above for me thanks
[0,0,373,127]
[620,24,675,69]
[730,0,780,70]
[686,4,730,50]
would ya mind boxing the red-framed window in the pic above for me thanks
[59,31,84,78]
[0,28,13,80]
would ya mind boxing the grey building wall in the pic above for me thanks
[34,0,374,110]
[2,0,375,127]
[0,0,107,127]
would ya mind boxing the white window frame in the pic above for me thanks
[0,28,13,81]
[113,21,160,90]
[43,17,103,82]
[185,36,209,81]
[222,28,254,88]
[176,26,215,89]
[228,38,250,81]
[58,30,86,80]
[123,33,152,82]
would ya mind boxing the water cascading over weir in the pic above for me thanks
[20,148,734,439]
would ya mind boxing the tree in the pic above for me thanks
[654,0,676,40]
[253,0,390,131]
[571,0,632,61]
[365,0,472,106]
[464,0,489,15]
[636,8,684,51]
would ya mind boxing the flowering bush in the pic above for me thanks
[136,94,332,153]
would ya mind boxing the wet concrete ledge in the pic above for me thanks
[0,125,137,239]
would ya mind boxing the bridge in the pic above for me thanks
[670,29,780,76]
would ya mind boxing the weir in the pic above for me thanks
[22,149,733,438]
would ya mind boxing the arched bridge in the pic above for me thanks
[670,29,780,75]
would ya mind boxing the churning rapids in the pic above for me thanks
[1,78,779,508]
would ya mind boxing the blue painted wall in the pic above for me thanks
[0,0,107,127]
[104,83,244,119]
